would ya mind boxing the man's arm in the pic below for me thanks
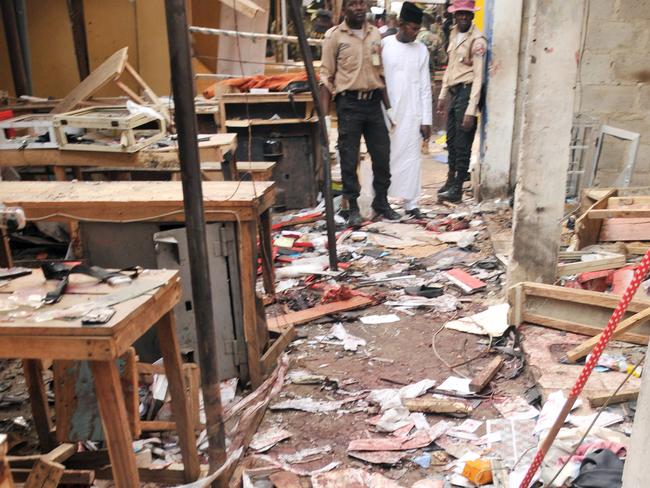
[319,31,337,116]
[436,63,449,115]
[463,37,487,119]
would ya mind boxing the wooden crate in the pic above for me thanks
[53,106,166,153]
[0,114,58,150]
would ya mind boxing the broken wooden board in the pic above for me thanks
[403,397,472,416]
[469,356,504,393]
[52,48,129,115]
[266,296,373,334]
[588,389,640,407]
[442,268,486,294]
[556,253,626,277]
[23,459,64,488]
[574,188,617,249]
[508,282,650,345]
[565,307,650,363]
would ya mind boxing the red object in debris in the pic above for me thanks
[443,268,487,294]
[0,110,15,138]
[611,266,637,295]
[573,269,613,292]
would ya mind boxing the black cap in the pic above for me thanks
[399,2,423,24]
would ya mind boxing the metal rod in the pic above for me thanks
[164,0,227,477]
[189,25,324,45]
[66,0,90,80]
[288,0,338,271]
[280,0,289,63]
[0,0,29,96]
[13,0,32,93]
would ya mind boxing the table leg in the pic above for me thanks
[259,209,275,296]
[0,229,12,268]
[156,312,200,482]
[52,166,83,258]
[22,360,56,453]
[239,220,264,387]
[89,360,140,488]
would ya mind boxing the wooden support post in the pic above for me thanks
[89,360,140,488]
[622,353,650,486]
[507,0,585,286]
[66,0,90,81]
[0,230,12,268]
[0,0,29,96]
[155,312,200,482]
[22,360,56,453]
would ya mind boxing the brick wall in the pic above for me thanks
[578,0,650,185]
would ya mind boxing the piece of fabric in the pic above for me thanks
[320,21,385,94]
[381,35,432,205]
[400,2,423,24]
[202,72,310,98]
[438,24,486,116]
[336,95,391,202]
[572,448,623,488]
[446,83,476,174]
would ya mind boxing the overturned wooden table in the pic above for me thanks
[1,180,278,387]
[0,269,199,487]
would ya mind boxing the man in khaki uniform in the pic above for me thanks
[436,0,486,203]
[320,0,401,226]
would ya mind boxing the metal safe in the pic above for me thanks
[80,222,248,380]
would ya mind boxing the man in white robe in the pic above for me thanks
[382,2,432,219]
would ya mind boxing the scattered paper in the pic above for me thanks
[271,396,359,413]
[436,230,477,248]
[250,428,292,452]
[568,411,624,429]
[279,445,332,464]
[360,314,401,325]
[444,303,510,337]
[376,407,411,433]
[331,323,366,351]
[437,376,472,396]
[535,391,582,434]
[493,396,540,421]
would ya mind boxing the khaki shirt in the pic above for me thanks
[438,24,487,117]
[319,21,385,95]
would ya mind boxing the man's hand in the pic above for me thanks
[461,114,477,131]
[420,125,432,140]
[436,99,446,116]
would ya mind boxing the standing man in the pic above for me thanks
[417,9,447,73]
[382,2,432,219]
[320,0,401,226]
[436,0,486,203]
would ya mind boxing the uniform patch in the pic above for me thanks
[472,43,486,57]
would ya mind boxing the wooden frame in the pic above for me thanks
[556,251,626,277]
[0,114,58,150]
[53,106,166,153]
[508,282,650,346]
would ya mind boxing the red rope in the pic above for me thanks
[519,249,650,488]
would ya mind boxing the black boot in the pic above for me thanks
[372,194,401,221]
[437,173,465,203]
[438,170,456,195]
[347,199,364,228]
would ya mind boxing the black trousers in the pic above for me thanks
[336,94,391,204]
[446,83,477,175]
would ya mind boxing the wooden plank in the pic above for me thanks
[22,360,56,453]
[155,312,200,482]
[574,188,616,249]
[0,181,275,224]
[565,307,650,363]
[10,468,93,485]
[589,209,650,219]
[626,243,650,255]
[51,47,128,114]
[600,218,650,242]
[134,0,170,96]
[521,312,650,345]
[219,0,265,18]
[0,337,116,361]
[588,389,640,407]
[261,326,297,372]
[23,459,64,488]
[89,360,140,487]
[556,254,626,277]
[469,356,503,393]
[266,296,374,334]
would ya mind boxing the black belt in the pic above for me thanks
[338,89,381,100]
[449,83,472,94]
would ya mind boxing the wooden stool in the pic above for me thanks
[0,270,199,487]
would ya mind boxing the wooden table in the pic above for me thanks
[0,180,278,387]
[0,270,199,487]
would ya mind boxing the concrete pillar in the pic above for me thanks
[479,0,523,199]
[507,0,585,285]
[623,359,650,487]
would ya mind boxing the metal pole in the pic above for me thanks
[189,25,324,45]
[280,0,289,63]
[288,0,338,271]
[0,0,29,95]
[164,0,227,477]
